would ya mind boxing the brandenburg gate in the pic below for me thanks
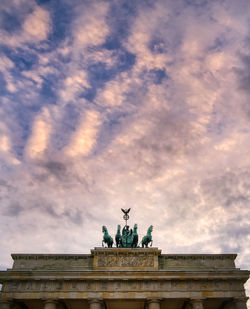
[0,209,249,309]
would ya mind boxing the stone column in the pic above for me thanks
[44,300,58,309]
[88,299,103,309]
[233,297,249,309]
[184,303,192,309]
[223,302,235,309]
[147,298,161,309]
[190,299,204,309]
[0,301,12,309]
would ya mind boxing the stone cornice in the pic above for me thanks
[11,254,91,260]
[91,247,161,256]
[0,269,249,283]
[160,254,237,260]
[11,253,237,260]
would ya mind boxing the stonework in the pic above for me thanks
[0,248,249,309]
[92,248,160,270]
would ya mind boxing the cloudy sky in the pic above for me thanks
[0,0,250,302]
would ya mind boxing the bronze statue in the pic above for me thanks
[142,225,153,248]
[102,226,113,248]
[121,208,131,215]
[101,209,154,248]
[115,225,122,247]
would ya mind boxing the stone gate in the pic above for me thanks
[0,247,249,309]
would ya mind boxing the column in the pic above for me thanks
[190,299,204,309]
[223,302,235,309]
[184,303,192,309]
[147,298,161,309]
[88,298,103,309]
[44,299,58,309]
[233,297,249,309]
[0,301,12,309]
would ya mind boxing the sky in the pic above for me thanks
[0,0,250,303]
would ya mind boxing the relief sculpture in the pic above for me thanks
[3,279,244,296]
[97,255,154,267]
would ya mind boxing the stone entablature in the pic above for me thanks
[2,278,248,294]
[0,248,249,309]
[11,249,237,271]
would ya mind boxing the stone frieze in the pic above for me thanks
[97,255,155,267]
[4,279,245,293]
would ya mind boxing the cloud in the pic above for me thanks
[0,0,250,304]
[125,1,171,71]
[25,107,52,159]
[64,110,101,157]
[73,1,109,49]
[59,70,90,103]
[0,4,51,46]
[22,6,51,41]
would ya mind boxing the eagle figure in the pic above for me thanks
[121,208,131,215]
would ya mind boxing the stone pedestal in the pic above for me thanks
[92,248,161,271]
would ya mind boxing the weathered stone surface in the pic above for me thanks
[92,248,160,270]
[0,248,249,309]
[11,250,237,271]
[159,254,237,270]
[11,254,92,270]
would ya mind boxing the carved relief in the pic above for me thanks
[97,255,154,267]
[40,281,50,291]
[55,281,63,290]
[171,281,187,291]
[25,281,34,290]
[3,279,245,294]
[5,281,20,292]
[100,281,107,290]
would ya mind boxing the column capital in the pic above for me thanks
[146,298,162,304]
[0,300,13,309]
[233,297,249,309]
[189,298,205,309]
[43,299,59,304]
[43,299,58,309]
[0,300,12,303]
[190,298,206,302]
[88,299,104,309]
[88,298,104,305]
[233,297,249,303]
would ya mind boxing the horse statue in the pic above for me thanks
[102,226,113,248]
[131,224,138,248]
[141,225,153,248]
[115,224,122,247]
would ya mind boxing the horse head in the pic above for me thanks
[133,224,138,232]
[102,225,107,233]
[148,225,153,234]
